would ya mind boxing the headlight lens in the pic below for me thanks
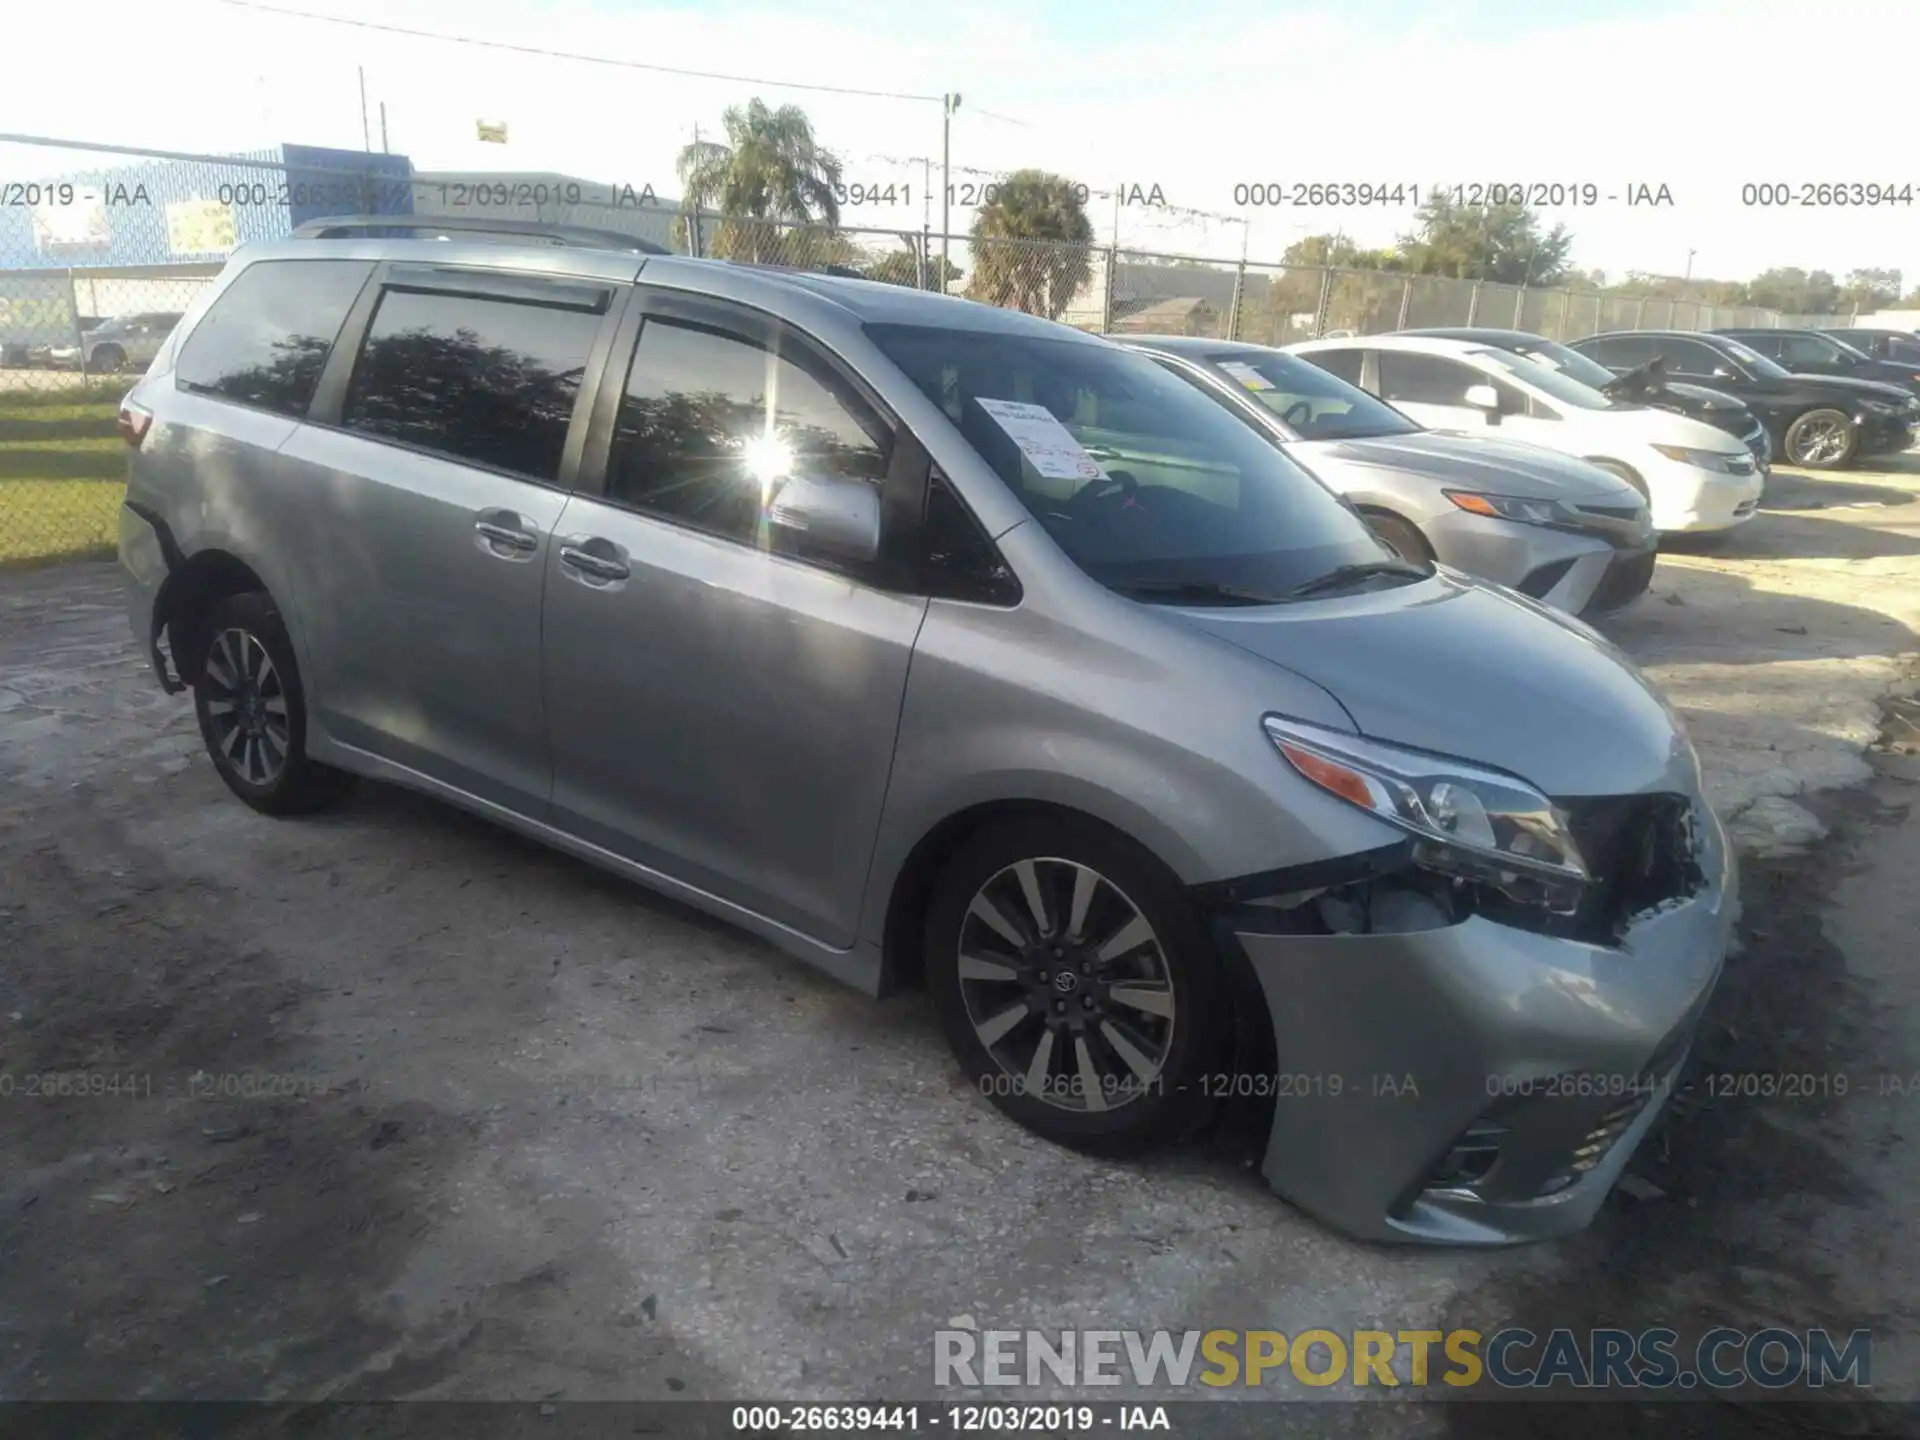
[1650,444,1750,471]
[1443,491,1570,526]
[1264,716,1589,913]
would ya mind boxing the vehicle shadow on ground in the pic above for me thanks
[1760,472,1916,512]
[1660,496,1920,566]
[1599,554,1918,666]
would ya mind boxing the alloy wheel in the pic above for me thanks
[956,857,1177,1114]
[1789,416,1850,466]
[202,628,291,787]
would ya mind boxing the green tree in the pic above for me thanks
[863,248,963,290]
[676,98,845,263]
[1394,196,1575,285]
[1839,267,1904,311]
[1742,267,1842,314]
[966,169,1094,319]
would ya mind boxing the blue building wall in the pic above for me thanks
[0,144,415,271]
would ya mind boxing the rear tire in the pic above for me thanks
[1362,510,1434,564]
[86,345,125,375]
[191,592,355,816]
[926,814,1223,1157]
[1783,408,1858,470]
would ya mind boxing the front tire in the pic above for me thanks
[1783,408,1858,470]
[926,814,1222,1156]
[86,345,125,375]
[191,592,355,816]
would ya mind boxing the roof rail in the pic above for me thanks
[290,214,673,254]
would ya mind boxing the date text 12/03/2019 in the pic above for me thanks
[731,1405,1170,1431]
[1229,182,1675,208]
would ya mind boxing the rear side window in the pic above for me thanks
[1579,334,1658,369]
[1304,348,1365,385]
[341,288,603,483]
[175,259,372,418]
[1377,352,1478,405]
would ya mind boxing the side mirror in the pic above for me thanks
[766,472,882,563]
[1463,383,1503,416]
[1711,366,1736,379]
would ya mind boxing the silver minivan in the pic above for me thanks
[118,233,1735,1245]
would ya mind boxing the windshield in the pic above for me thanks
[1197,349,1420,442]
[1507,339,1621,390]
[1717,339,1790,379]
[865,323,1399,601]
[1466,348,1615,409]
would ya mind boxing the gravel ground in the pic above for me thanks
[3,456,1919,1433]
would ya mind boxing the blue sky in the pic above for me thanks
[6,0,1918,287]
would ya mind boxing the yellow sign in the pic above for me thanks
[477,120,509,143]
[166,200,237,255]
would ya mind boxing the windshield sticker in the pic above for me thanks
[1218,360,1275,391]
[974,398,1109,481]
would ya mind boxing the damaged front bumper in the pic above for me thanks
[1210,798,1736,1246]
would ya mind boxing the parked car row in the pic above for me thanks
[0,312,182,373]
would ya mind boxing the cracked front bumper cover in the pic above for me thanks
[1225,805,1736,1246]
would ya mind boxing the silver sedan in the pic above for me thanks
[1122,336,1657,616]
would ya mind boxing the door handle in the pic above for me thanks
[559,543,630,582]
[474,518,538,552]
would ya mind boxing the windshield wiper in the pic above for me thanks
[1282,558,1430,600]
[1111,579,1289,607]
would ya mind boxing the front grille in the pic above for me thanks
[1586,549,1656,613]
[1516,556,1577,599]
[1556,793,1706,944]
[1536,1093,1650,1196]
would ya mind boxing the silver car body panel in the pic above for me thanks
[119,238,1732,1247]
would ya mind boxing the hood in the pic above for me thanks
[1653,381,1750,414]
[1175,571,1694,800]
[1289,432,1639,504]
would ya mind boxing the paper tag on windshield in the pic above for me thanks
[1217,360,1274,391]
[974,398,1108,481]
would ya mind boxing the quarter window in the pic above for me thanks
[605,315,890,546]
[341,287,603,483]
[176,259,372,419]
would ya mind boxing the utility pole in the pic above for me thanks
[358,66,370,151]
[1685,248,1697,281]
[941,93,960,290]
[379,102,389,154]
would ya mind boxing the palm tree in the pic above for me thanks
[676,99,845,264]
[966,170,1094,319]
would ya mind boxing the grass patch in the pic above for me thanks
[0,394,123,566]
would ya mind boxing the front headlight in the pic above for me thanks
[1264,716,1589,913]
[1442,491,1572,527]
[1650,443,1749,472]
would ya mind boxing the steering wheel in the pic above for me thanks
[1281,400,1313,429]
[1068,469,1139,514]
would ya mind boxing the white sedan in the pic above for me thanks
[1287,334,1764,534]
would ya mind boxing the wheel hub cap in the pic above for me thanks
[956,857,1177,1114]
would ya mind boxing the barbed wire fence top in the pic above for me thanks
[0,133,1860,566]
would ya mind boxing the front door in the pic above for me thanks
[541,292,927,946]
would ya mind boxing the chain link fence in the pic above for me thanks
[0,132,1867,566]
